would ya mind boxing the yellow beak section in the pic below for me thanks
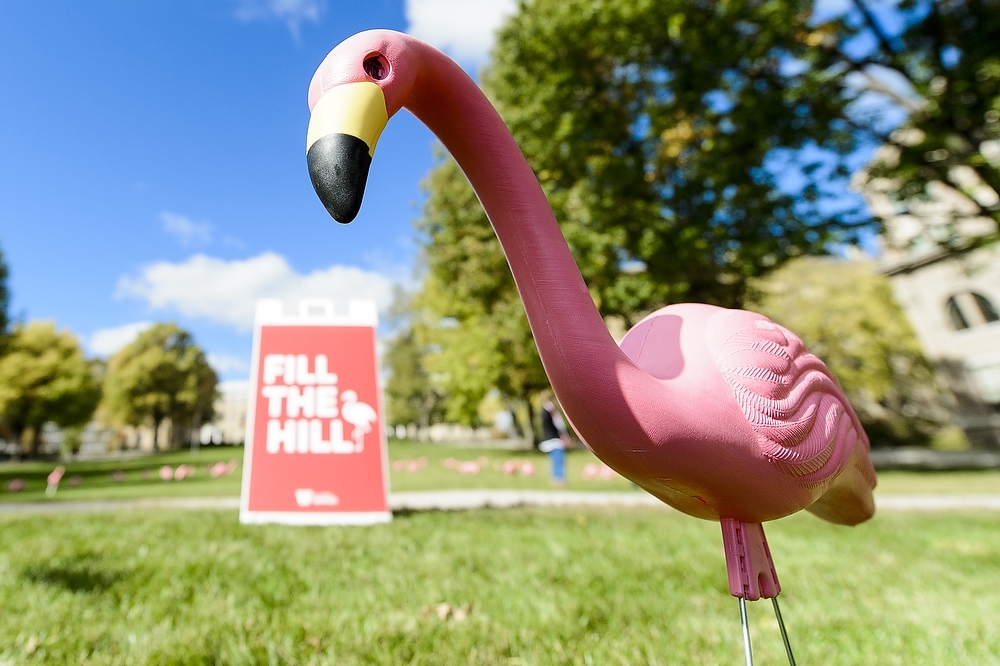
[306,82,389,223]
[306,81,387,157]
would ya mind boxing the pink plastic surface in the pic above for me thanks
[308,30,877,529]
[720,519,780,600]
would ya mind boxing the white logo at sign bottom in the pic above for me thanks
[294,488,341,507]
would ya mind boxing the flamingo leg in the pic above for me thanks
[739,597,754,666]
[720,519,780,600]
[722,520,787,665]
[771,596,798,666]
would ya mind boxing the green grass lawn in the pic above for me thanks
[383,441,638,493]
[1,507,998,664]
[0,447,247,503]
[0,442,639,503]
[1,441,999,502]
[872,469,1000,495]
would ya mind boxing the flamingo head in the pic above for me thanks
[306,30,419,223]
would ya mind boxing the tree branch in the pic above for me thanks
[839,114,895,145]
[814,6,922,96]
[851,0,901,60]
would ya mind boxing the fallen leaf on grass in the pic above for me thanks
[421,602,473,622]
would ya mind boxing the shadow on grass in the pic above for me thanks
[22,558,129,594]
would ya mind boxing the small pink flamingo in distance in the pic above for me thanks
[304,30,876,664]
[46,465,65,497]
[340,389,377,452]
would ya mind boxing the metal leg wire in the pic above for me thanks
[739,597,753,666]
[737,596,798,666]
[771,596,797,666]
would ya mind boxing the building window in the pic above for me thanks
[973,293,999,323]
[947,296,969,330]
[947,292,1000,330]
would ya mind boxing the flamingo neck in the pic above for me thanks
[402,42,665,456]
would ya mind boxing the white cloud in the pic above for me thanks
[231,0,323,39]
[405,0,516,64]
[208,353,250,375]
[116,252,397,331]
[161,211,213,247]
[89,321,153,357]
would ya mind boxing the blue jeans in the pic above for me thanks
[548,447,566,482]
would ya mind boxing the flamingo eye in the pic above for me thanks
[363,54,389,81]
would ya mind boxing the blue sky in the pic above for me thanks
[0,0,517,379]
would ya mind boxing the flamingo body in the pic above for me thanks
[616,303,876,525]
[304,29,876,544]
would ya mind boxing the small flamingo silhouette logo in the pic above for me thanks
[340,389,377,452]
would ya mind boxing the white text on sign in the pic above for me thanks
[260,355,377,454]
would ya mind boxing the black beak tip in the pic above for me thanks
[307,134,373,224]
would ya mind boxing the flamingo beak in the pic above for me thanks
[306,82,388,223]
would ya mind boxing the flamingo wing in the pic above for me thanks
[356,404,377,430]
[708,310,877,501]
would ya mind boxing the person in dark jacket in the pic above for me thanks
[538,391,570,487]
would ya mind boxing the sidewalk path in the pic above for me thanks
[2,490,1000,515]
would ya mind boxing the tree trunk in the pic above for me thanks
[525,398,539,449]
[419,408,430,443]
[17,425,42,458]
[152,416,162,451]
[10,424,24,461]
[190,409,203,452]
[503,394,538,448]
[500,395,521,442]
[30,426,42,457]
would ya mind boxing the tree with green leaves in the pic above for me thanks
[747,256,953,446]
[412,156,550,437]
[415,0,998,429]
[0,322,101,456]
[416,0,871,426]
[832,0,1000,250]
[483,0,877,317]
[382,288,447,435]
[383,327,446,433]
[101,323,218,450]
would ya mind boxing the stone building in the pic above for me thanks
[883,244,1000,448]
[861,142,1000,448]
[198,380,249,446]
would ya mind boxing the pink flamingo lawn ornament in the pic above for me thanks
[305,30,877,665]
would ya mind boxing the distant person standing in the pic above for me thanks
[538,391,570,487]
